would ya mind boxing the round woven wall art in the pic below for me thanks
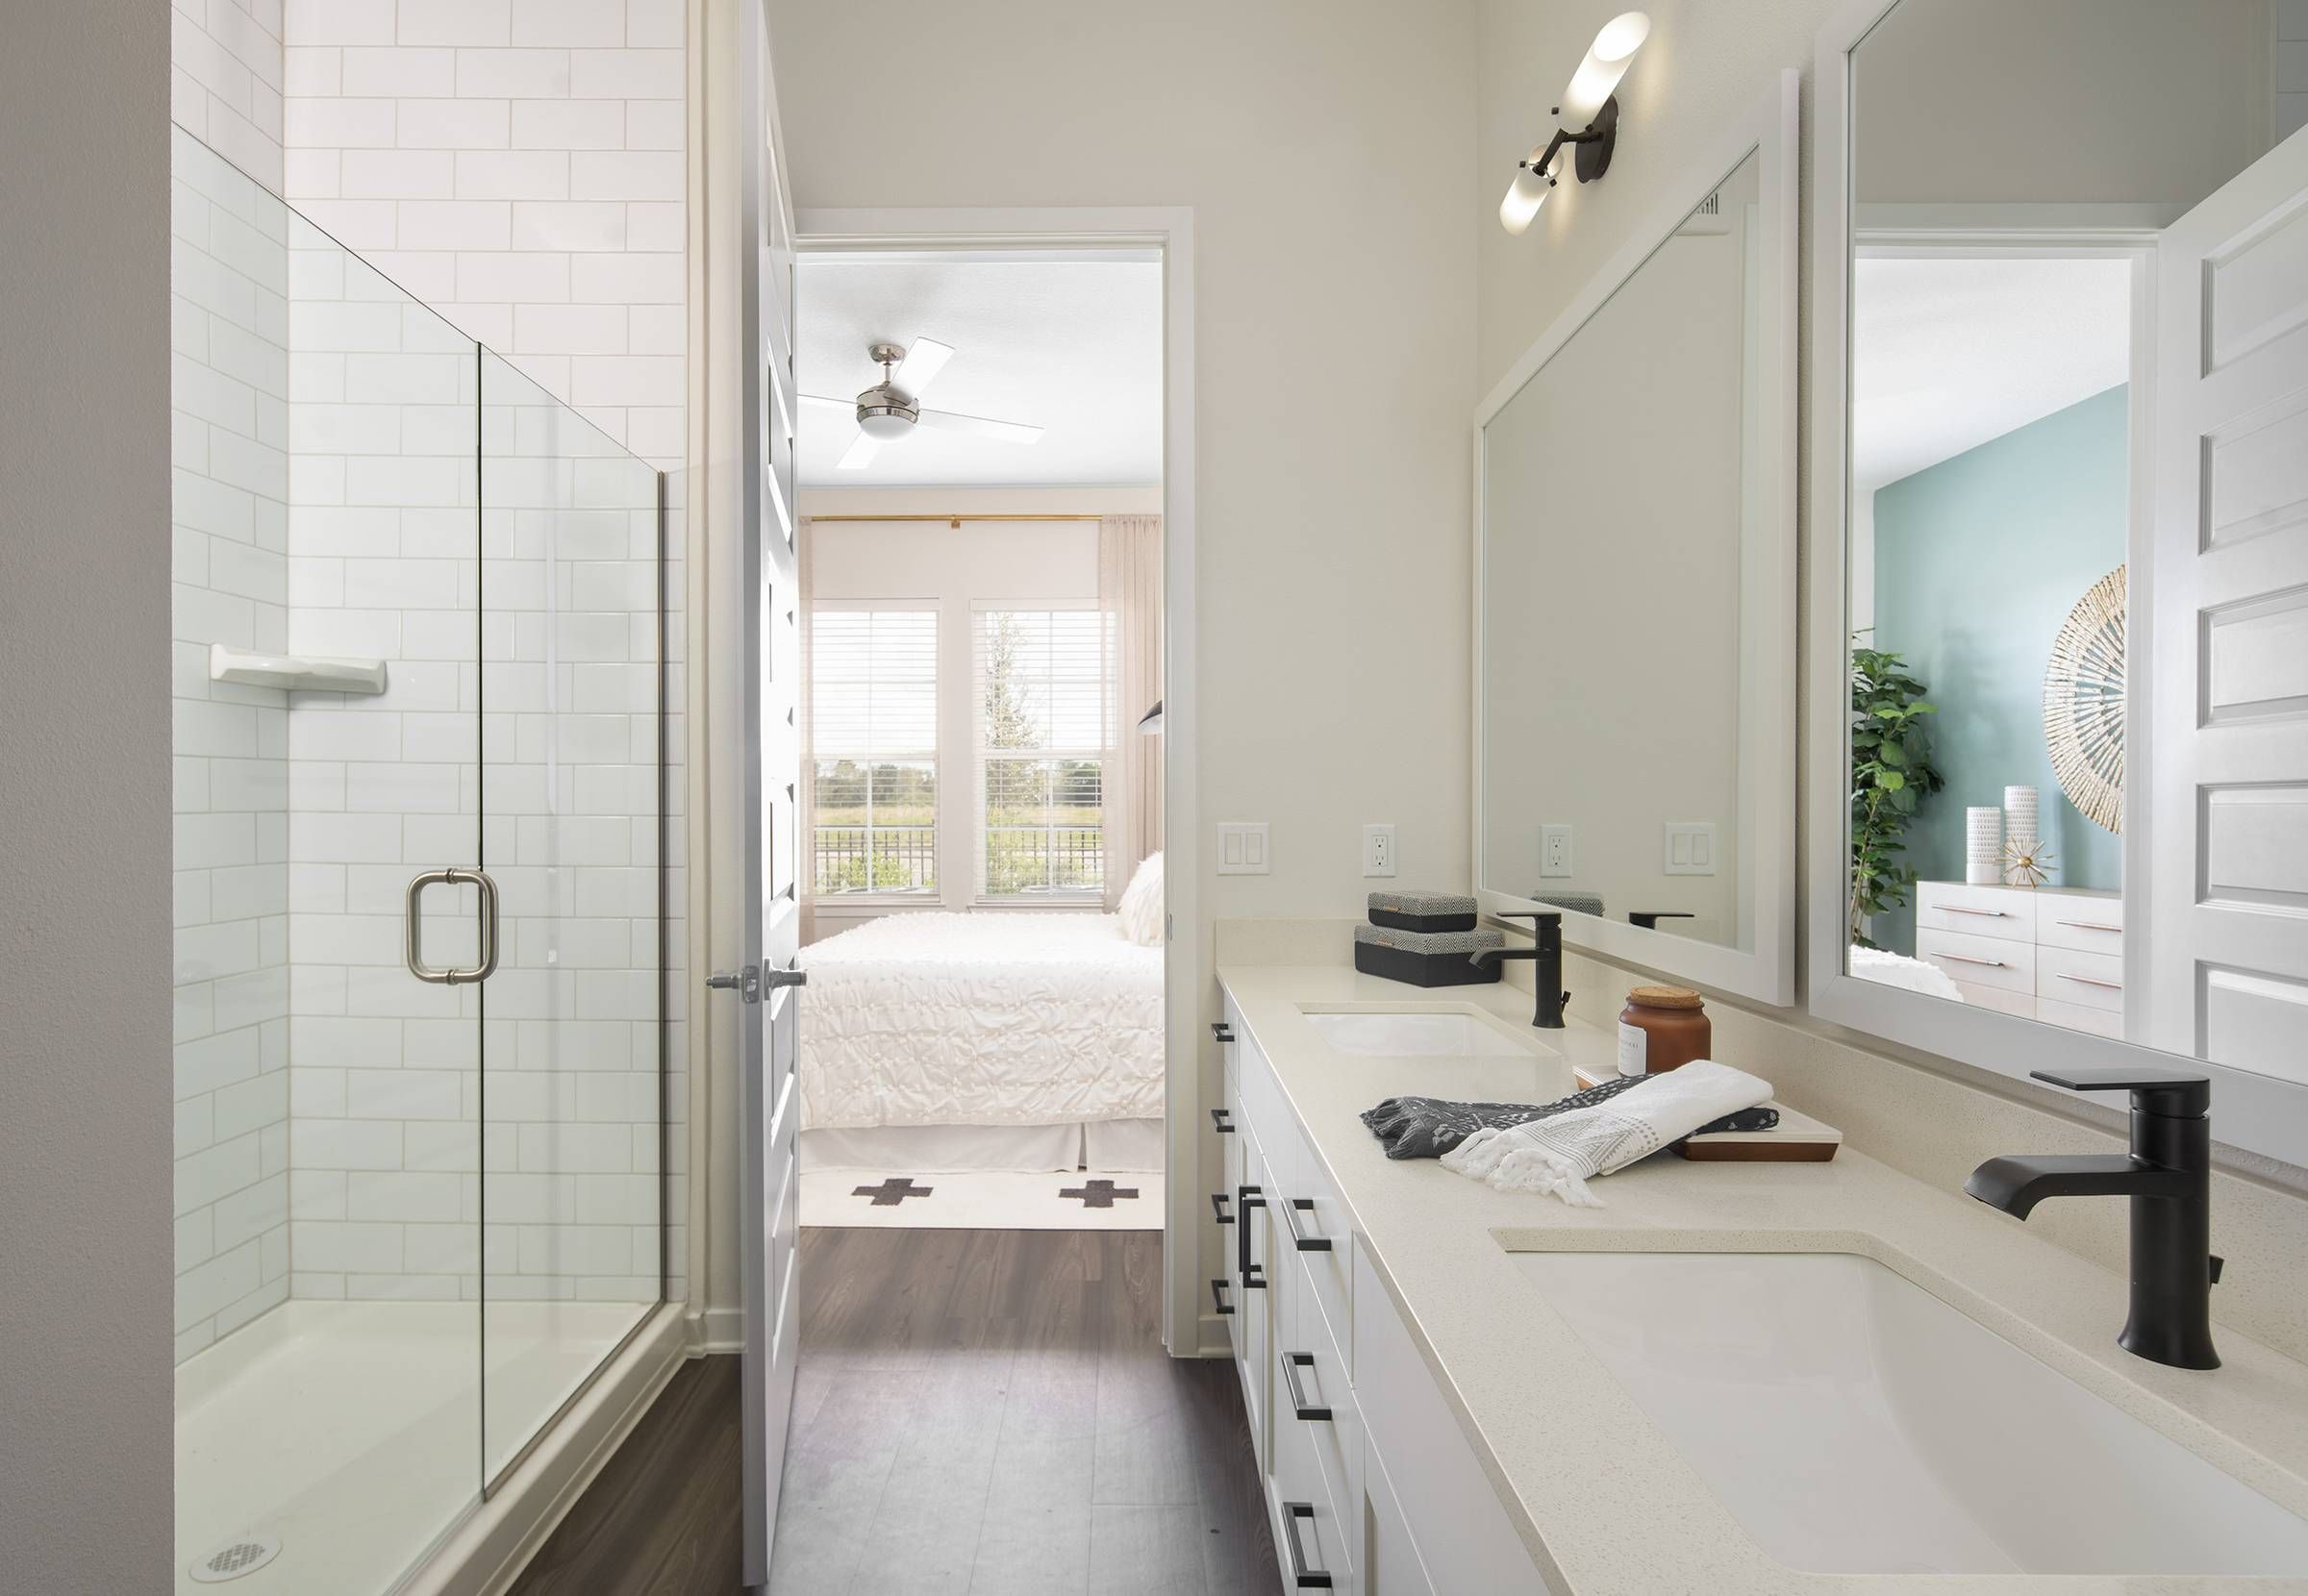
[2043,564,2125,835]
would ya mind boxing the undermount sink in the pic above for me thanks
[1514,1249,2308,1577]
[1303,1010,1533,1059]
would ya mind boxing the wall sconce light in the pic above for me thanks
[1497,11,1652,236]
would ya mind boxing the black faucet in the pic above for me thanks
[1469,910,1568,1029]
[1964,1068,2220,1370]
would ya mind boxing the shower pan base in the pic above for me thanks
[174,1298,648,1596]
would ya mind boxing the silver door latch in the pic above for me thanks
[706,964,807,1004]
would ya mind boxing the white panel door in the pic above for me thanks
[2148,128,2308,1112]
[736,0,804,1585]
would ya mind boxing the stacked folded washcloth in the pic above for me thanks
[1362,1075,1777,1160]
[1440,1060,1775,1206]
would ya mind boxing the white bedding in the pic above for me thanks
[795,911,1165,1131]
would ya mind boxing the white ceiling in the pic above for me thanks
[795,254,1164,488]
[1850,256,2132,493]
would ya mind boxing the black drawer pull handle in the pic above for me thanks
[1210,1107,1236,1134]
[1237,1185,1266,1279]
[1281,1351,1332,1421]
[1211,1190,1234,1225]
[1212,1021,1235,1043]
[1282,1502,1333,1588]
[1279,1194,1330,1252]
[1211,1277,1234,1316]
[1242,1261,1267,1290]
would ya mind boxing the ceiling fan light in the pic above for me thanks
[857,410,913,440]
[1499,163,1553,236]
[1561,10,1650,125]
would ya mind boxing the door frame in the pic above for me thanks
[791,205,1203,1355]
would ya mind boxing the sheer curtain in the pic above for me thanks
[794,515,815,942]
[1098,514,1164,910]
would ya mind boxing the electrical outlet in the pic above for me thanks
[1664,821,1718,876]
[1363,823,1397,878]
[1217,821,1269,875]
[1541,824,1574,878]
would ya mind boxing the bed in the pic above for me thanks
[793,910,1167,1174]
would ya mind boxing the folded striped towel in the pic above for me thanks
[1361,1076,1776,1160]
[1441,1060,1775,1206]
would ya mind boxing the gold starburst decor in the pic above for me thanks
[2001,835,2055,890]
[2043,564,2125,835]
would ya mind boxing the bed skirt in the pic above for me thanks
[800,1116,1166,1175]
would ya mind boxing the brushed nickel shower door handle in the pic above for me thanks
[405,867,500,985]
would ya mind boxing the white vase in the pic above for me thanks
[2003,786,2040,885]
[1967,807,2003,886]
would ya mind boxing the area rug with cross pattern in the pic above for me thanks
[796,1168,1165,1231]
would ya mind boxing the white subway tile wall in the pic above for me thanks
[171,132,297,1363]
[174,0,289,192]
[281,0,687,468]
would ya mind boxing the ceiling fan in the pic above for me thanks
[800,337,1045,469]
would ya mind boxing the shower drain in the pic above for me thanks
[188,1535,282,1584]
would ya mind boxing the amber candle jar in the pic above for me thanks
[1616,985,1711,1077]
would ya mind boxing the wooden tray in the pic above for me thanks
[1572,1064,1843,1161]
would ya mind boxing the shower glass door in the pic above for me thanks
[477,352,665,1484]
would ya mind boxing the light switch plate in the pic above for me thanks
[1217,821,1269,875]
[1363,823,1396,878]
[1541,824,1574,878]
[1664,821,1718,876]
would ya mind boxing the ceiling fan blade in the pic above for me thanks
[893,337,954,398]
[799,392,853,411]
[835,431,882,470]
[916,407,1042,446]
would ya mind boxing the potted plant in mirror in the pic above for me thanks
[1849,638,1945,948]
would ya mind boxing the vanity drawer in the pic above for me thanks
[1918,927,2035,995]
[1277,1113,1353,1378]
[1918,881,2037,941]
[1284,1259,1364,1579]
[2037,946,2124,1013]
[1240,1027,1293,1155]
[2038,994,2123,1039]
[2037,893,2125,957]
[1270,1337,1354,1594]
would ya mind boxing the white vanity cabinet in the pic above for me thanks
[1215,990,1553,1594]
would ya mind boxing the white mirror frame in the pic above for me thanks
[1471,69,1799,1007]
[1804,0,2308,1165]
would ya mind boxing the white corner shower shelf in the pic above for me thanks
[209,643,389,696]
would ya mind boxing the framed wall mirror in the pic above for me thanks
[1810,0,2308,1164]
[1474,72,1798,1006]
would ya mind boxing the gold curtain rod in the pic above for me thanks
[805,512,1111,525]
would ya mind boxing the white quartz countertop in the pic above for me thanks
[1216,961,2308,1595]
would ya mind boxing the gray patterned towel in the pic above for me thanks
[1361,1075,1778,1160]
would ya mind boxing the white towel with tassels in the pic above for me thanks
[1440,1060,1774,1207]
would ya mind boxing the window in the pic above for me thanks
[809,608,938,896]
[974,608,1115,898]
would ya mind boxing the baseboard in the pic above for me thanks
[395,1304,690,1596]
[694,1303,744,1354]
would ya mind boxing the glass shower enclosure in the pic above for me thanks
[170,129,666,1594]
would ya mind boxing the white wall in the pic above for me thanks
[1,0,175,1584]
[175,0,289,192]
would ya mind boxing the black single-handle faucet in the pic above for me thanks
[1964,1067,2220,1370]
[1468,910,1568,1029]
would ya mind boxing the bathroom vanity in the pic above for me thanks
[1212,955,2308,1594]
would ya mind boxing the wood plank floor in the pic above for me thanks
[506,1228,1279,1596]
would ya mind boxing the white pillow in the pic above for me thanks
[1116,851,1165,946]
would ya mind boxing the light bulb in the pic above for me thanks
[1560,11,1650,126]
[1498,162,1553,236]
